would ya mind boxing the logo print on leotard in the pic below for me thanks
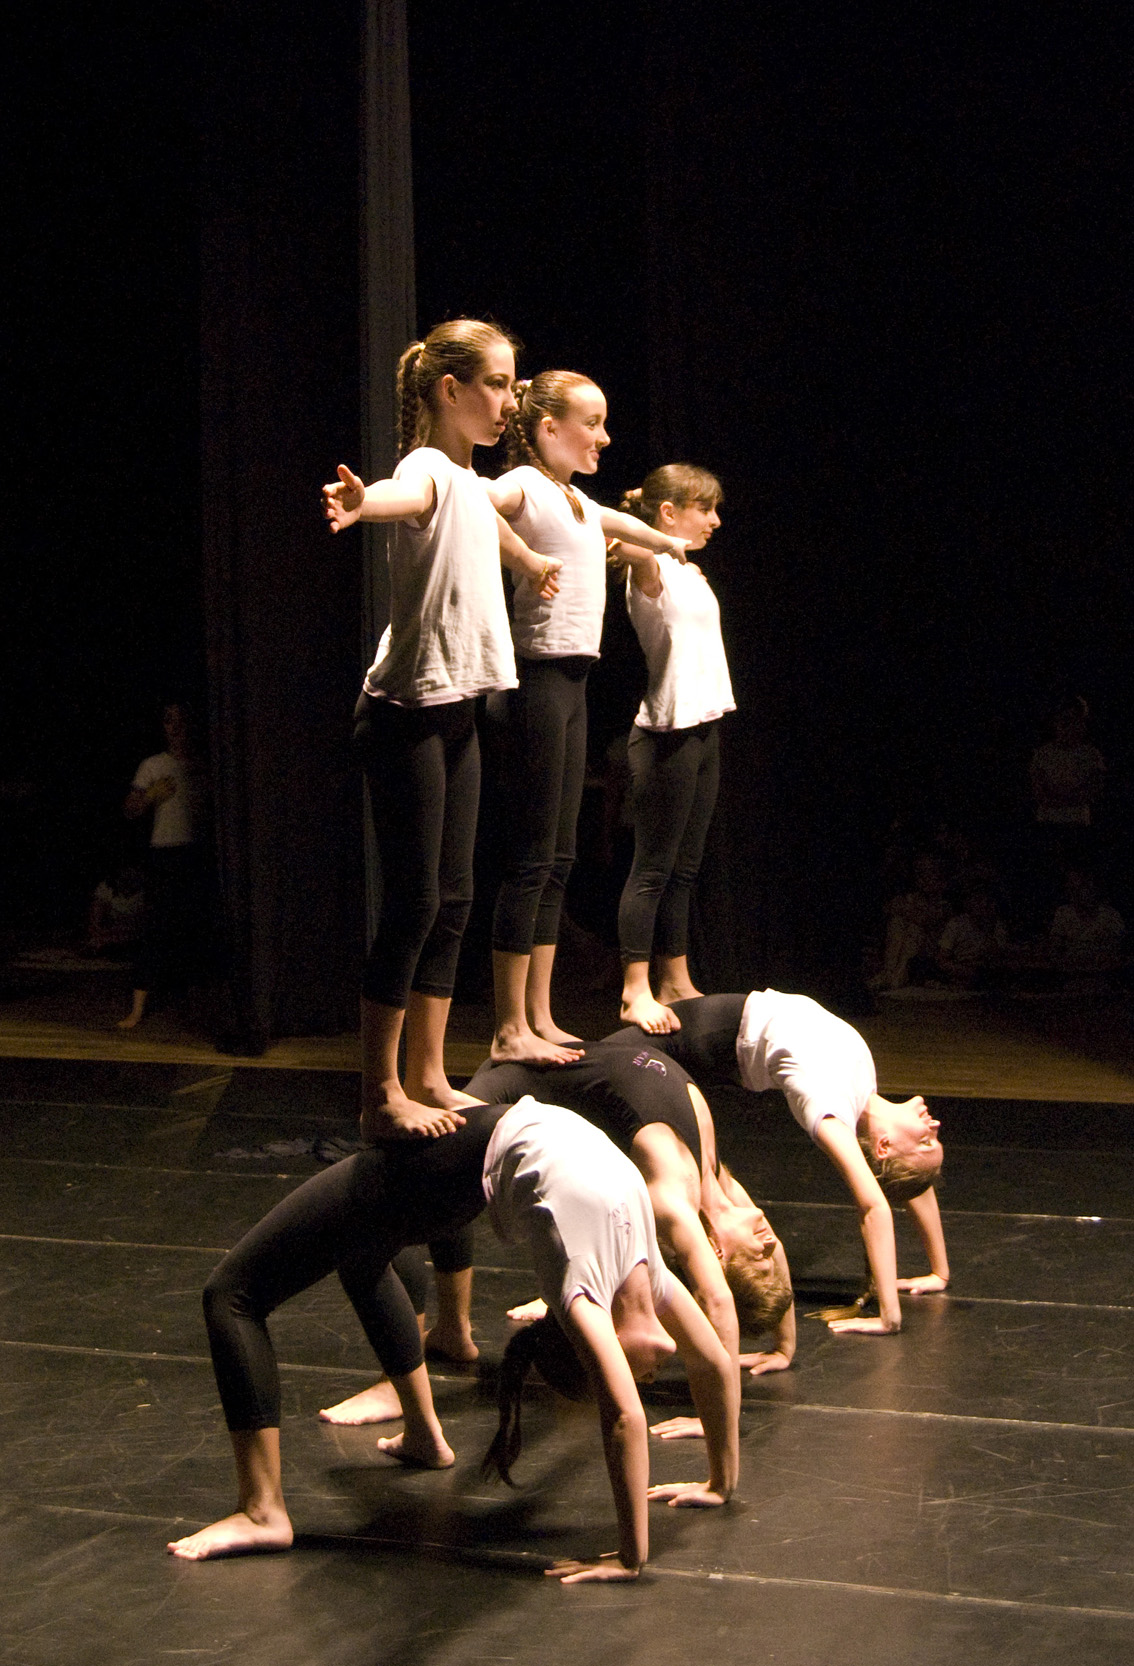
[631,1050,667,1077]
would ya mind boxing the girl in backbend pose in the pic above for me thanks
[484,373,690,1065]
[323,319,559,1140]
[477,1098,737,1583]
[609,466,735,1035]
[320,1035,796,1430]
[610,990,950,1340]
[166,1099,737,1582]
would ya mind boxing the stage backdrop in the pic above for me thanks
[200,0,414,1044]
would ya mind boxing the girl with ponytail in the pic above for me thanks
[322,320,561,1140]
[478,1098,738,1583]
[608,465,734,1035]
[483,373,690,1065]
[168,1096,737,1575]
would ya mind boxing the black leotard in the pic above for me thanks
[600,994,748,1089]
[467,1035,704,1176]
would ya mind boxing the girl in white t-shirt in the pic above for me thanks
[614,990,950,1343]
[483,374,689,1065]
[323,319,560,1141]
[480,1100,738,1583]
[167,1098,736,1578]
[608,465,735,1036]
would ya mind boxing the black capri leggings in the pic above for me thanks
[617,720,720,962]
[354,693,480,1007]
[490,656,591,955]
[202,1107,505,1431]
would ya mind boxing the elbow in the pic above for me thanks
[861,1199,893,1234]
[613,1406,648,1446]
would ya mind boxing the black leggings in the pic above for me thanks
[618,721,720,962]
[601,992,748,1087]
[202,1106,505,1431]
[354,694,480,1006]
[490,656,591,954]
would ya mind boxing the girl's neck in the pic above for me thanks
[540,453,575,486]
[426,416,476,470]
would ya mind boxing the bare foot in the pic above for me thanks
[656,981,703,1004]
[529,1019,586,1047]
[376,1429,455,1469]
[424,1323,479,1364]
[506,1297,548,1324]
[116,1013,143,1031]
[405,1081,485,1113]
[319,1382,403,1424]
[360,1094,466,1143]
[166,1506,293,1561]
[619,992,680,1034]
[490,1024,582,1066]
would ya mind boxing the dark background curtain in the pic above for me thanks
[636,7,1130,996]
[199,0,386,1044]
[8,3,1128,1031]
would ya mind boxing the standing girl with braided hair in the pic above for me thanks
[323,319,560,1139]
[484,373,689,1064]
[609,465,734,1034]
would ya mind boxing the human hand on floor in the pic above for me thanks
[546,1553,640,1585]
[649,1415,704,1440]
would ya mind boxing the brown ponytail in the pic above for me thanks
[396,341,427,460]
[480,1316,591,1486]
[505,370,599,523]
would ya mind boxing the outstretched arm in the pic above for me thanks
[650,1279,738,1503]
[649,1182,740,1365]
[646,1190,741,1441]
[813,1118,902,1334]
[897,1186,950,1292]
[554,1297,649,1584]
[599,508,687,561]
[322,464,434,532]
[608,538,663,598]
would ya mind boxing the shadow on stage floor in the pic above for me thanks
[2,1055,1133,1665]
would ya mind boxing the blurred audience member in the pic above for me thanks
[873,852,951,990]
[1050,869,1125,980]
[1030,697,1105,829]
[119,702,212,1030]
[936,888,1011,989]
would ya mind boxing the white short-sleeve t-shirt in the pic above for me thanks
[735,990,876,1143]
[482,1097,675,1326]
[363,447,517,705]
[131,754,207,848]
[627,553,735,731]
[498,466,608,659]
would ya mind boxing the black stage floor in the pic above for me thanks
[3,1058,1133,1665]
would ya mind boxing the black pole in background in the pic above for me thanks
[200,1,414,1043]
[360,0,417,945]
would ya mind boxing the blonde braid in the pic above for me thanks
[505,372,593,524]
